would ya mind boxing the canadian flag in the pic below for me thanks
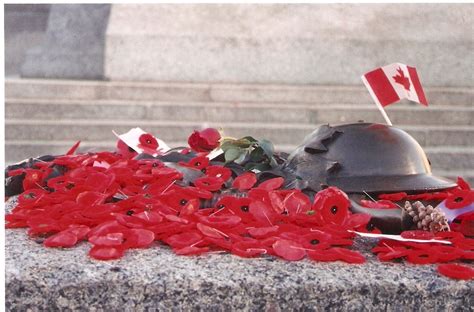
[361,63,428,107]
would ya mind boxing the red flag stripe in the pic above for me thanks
[364,68,400,107]
[407,66,428,106]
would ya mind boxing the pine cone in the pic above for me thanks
[403,201,450,232]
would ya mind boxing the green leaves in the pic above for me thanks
[218,136,278,170]
[224,147,242,163]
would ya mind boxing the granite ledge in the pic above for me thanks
[5,197,473,311]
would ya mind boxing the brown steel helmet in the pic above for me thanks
[284,122,457,194]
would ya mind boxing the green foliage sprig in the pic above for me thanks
[220,136,278,171]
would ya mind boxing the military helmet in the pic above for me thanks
[284,122,457,194]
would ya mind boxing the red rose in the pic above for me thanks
[188,128,221,152]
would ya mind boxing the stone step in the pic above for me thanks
[5,119,474,148]
[5,100,474,126]
[6,139,474,172]
[5,78,473,105]
[5,98,474,125]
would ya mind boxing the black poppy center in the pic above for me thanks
[310,239,319,245]
[126,210,134,216]
[195,162,201,167]
[454,197,464,203]
[366,223,375,231]
[241,205,249,212]
[25,192,36,199]
[330,206,338,214]
[180,199,188,206]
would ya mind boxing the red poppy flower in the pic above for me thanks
[445,190,474,209]
[64,225,90,240]
[248,188,270,203]
[179,156,209,170]
[312,187,349,225]
[179,198,200,216]
[17,189,48,207]
[307,249,340,262]
[174,246,210,256]
[343,213,371,230]
[22,169,45,191]
[268,191,285,214]
[44,230,78,248]
[188,128,221,152]
[161,189,198,211]
[137,133,159,155]
[431,246,463,262]
[165,231,203,249]
[257,177,284,191]
[89,246,125,260]
[437,264,474,280]
[249,200,278,226]
[273,239,306,261]
[300,232,332,250]
[87,220,128,238]
[116,139,138,158]
[378,192,408,201]
[7,168,25,177]
[457,177,471,191]
[89,232,125,246]
[123,229,155,248]
[284,190,311,216]
[134,211,163,225]
[360,200,398,209]
[406,249,438,264]
[205,236,233,250]
[196,223,227,239]
[232,172,257,191]
[248,226,280,239]
[27,216,61,236]
[377,248,410,262]
[214,196,239,211]
[460,215,474,237]
[199,215,242,229]
[204,165,232,183]
[194,176,223,192]
[331,247,366,264]
[164,214,190,224]
[228,197,254,222]
[231,241,267,258]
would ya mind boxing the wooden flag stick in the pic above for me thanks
[361,75,393,126]
[374,99,393,126]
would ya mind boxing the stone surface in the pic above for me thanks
[105,4,474,86]
[6,79,474,105]
[4,197,473,311]
[5,4,51,77]
[21,4,111,79]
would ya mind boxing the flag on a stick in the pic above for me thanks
[362,63,428,107]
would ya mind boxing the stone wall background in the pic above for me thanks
[5,3,473,86]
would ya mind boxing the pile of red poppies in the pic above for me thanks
[4,129,474,281]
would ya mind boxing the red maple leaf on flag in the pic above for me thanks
[392,67,411,91]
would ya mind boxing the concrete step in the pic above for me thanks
[6,138,473,172]
[5,100,474,126]
[5,78,473,105]
[5,119,474,148]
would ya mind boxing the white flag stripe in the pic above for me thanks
[381,63,420,104]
